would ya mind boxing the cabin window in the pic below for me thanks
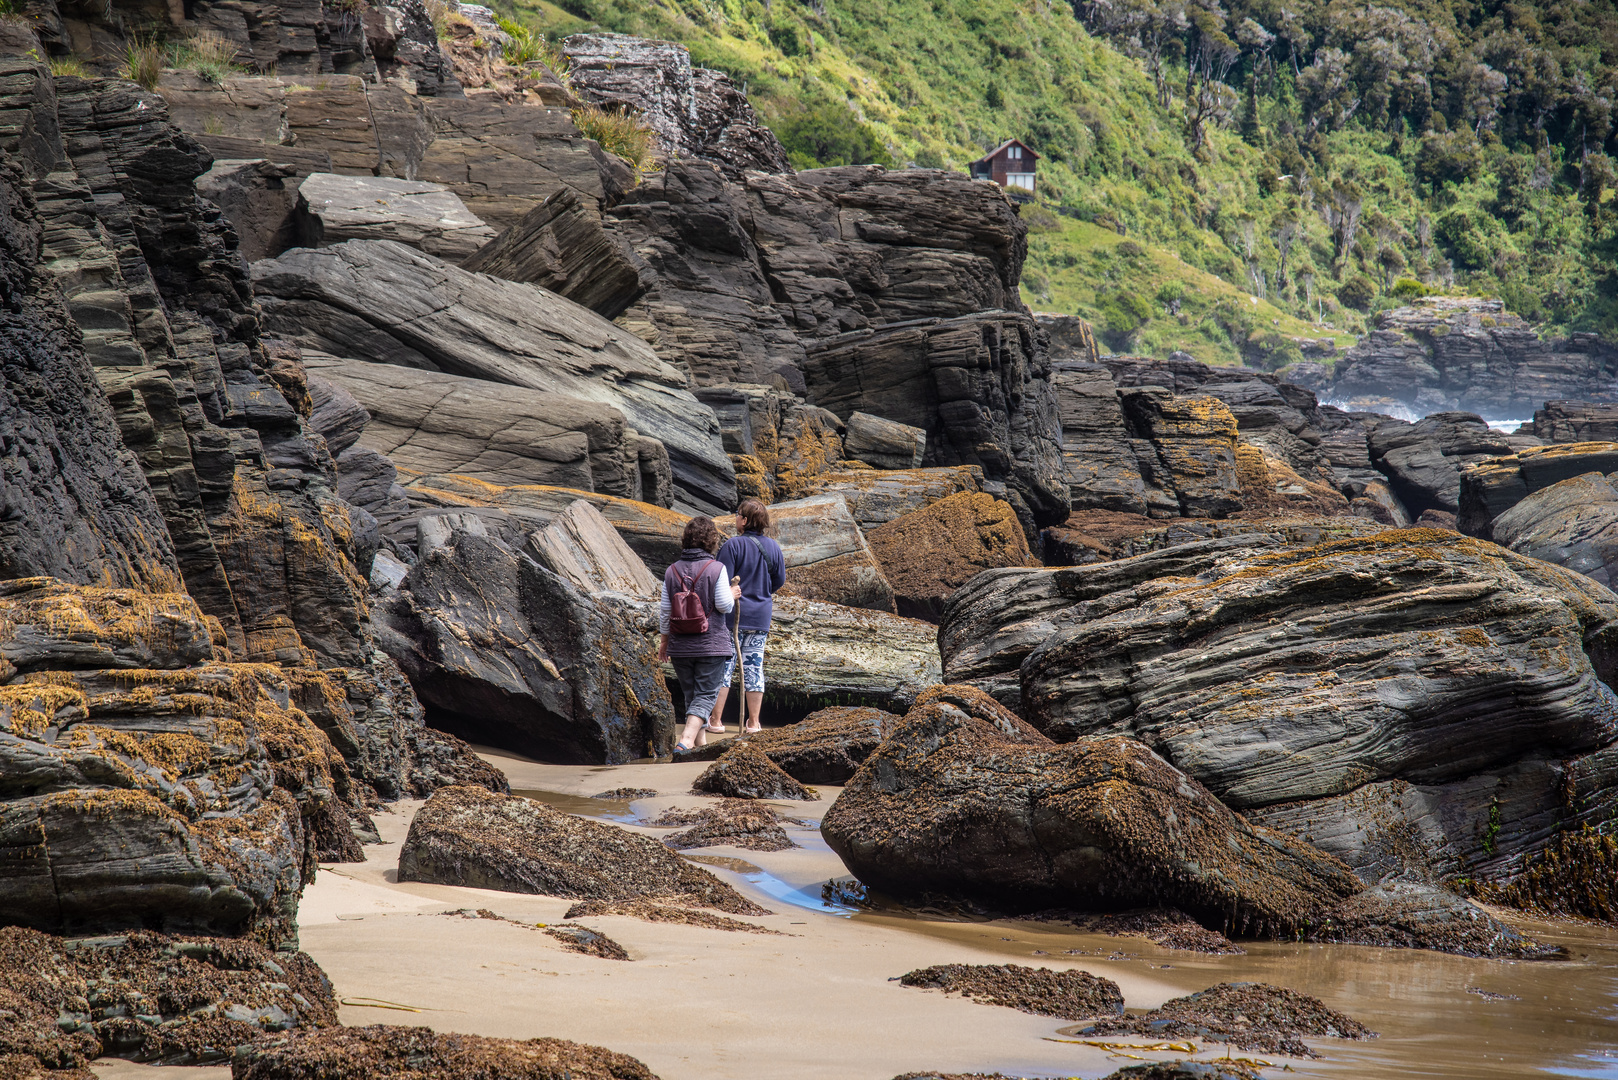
[1008,145,1021,160]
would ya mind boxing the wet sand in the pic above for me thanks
[288,747,1618,1080]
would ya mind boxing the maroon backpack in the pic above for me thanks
[668,559,715,634]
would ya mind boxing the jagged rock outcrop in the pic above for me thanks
[1329,297,1618,419]
[397,784,764,913]
[1049,365,1243,518]
[0,926,337,1075]
[196,159,303,264]
[1533,401,1618,443]
[1457,443,1618,539]
[251,239,735,513]
[460,187,654,319]
[939,530,1618,886]
[865,492,1035,622]
[820,686,1363,931]
[304,356,651,501]
[296,173,495,261]
[771,493,897,613]
[374,516,673,763]
[0,156,179,591]
[1367,411,1519,517]
[563,33,792,175]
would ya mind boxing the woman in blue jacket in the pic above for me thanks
[709,499,786,735]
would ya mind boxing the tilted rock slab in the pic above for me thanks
[1488,471,1618,588]
[296,172,496,262]
[251,239,735,514]
[942,529,1618,884]
[1457,441,1618,539]
[821,687,1363,933]
[761,595,941,718]
[374,521,674,764]
[771,492,897,613]
[305,356,650,501]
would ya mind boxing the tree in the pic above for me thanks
[1584,151,1616,230]
[1494,155,1534,224]
[776,103,892,169]
[1322,179,1364,271]
[1414,129,1484,192]
[1240,69,1262,145]
[1184,9,1239,156]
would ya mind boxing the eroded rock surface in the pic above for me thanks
[682,705,899,783]
[233,1024,659,1080]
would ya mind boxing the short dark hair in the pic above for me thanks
[681,515,721,553]
[736,499,770,533]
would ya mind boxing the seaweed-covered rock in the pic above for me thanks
[1309,881,1558,958]
[0,926,336,1075]
[1079,982,1376,1058]
[692,742,818,801]
[396,785,766,914]
[682,705,899,783]
[658,800,795,851]
[231,1024,659,1080]
[543,923,630,960]
[820,687,1362,932]
[866,492,1035,622]
[897,964,1123,1020]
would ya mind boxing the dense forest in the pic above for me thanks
[511,0,1618,365]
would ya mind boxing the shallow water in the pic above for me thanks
[489,778,1618,1079]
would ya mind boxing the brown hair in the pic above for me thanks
[681,515,721,553]
[735,498,771,534]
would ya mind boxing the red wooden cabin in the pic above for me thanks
[968,139,1039,199]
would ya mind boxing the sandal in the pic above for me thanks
[671,742,694,756]
[703,724,726,734]
[742,725,762,735]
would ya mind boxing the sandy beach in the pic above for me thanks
[162,746,1616,1080]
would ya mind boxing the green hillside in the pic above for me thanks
[506,0,1618,367]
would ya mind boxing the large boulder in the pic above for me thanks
[758,595,941,719]
[865,492,1036,622]
[304,357,649,500]
[250,240,735,514]
[295,173,496,261]
[771,493,896,613]
[397,785,764,913]
[843,411,926,470]
[820,687,1363,933]
[1369,411,1515,517]
[941,530,1618,886]
[375,518,673,764]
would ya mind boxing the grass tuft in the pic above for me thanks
[571,103,656,177]
[120,35,163,89]
[47,55,90,78]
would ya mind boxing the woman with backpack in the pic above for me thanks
[708,498,786,736]
[658,515,742,755]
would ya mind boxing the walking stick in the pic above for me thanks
[731,575,745,733]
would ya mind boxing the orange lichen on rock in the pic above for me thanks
[866,492,1037,621]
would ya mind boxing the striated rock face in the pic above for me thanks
[251,239,735,514]
[305,357,649,501]
[397,785,764,913]
[0,926,336,1075]
[1328,297,1618,419]
[234,1024,659,1080]
[0,156,178,591]
[296,173,496,261]
[1368,411,1515,517]
[1533,401,1618,443]
[563,34,791,176]
[375,518,672,764]
[460,187,654,319]
[941,530,1618,885]
[820,687,1363,931]
[761,595,941,719]
[865,492,1035,622]
[1457,442,1618,539]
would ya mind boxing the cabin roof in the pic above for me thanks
[970,138,1041,165]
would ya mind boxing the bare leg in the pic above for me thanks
[707,684,729,733]
[677,713,707,751]
[743,691,764,733]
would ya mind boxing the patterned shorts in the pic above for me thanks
[720,631,769,693]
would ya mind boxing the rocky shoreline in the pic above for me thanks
[1,4,1617,1078]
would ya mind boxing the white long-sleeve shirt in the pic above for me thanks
[657,570,734,634]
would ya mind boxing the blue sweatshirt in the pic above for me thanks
[718,530,786,633]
